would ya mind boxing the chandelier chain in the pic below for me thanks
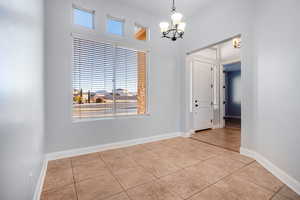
[160,0,185,41]
[171,0,176,12]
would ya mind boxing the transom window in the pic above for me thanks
[134,24,148,41]
[73,7,94,29]
[72,37,147,120]
[107,16,124,36]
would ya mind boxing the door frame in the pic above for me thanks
[185,34,242,137]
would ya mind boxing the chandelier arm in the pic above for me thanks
[162,35,171,39]
[160,0,185,41]
[173,28,177,39]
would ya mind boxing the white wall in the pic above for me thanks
[181,0,300,185]
[0,0,45,199]
[254,0,300,183]
[181,0,256,150]
[45,0,181,153]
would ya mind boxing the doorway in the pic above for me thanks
[187,36,242,152]
[224,62,241,129]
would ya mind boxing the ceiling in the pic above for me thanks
[114,0,213,18]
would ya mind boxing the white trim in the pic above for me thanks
[186,34,242,56]
[35,132,184,198]
[221,58,241,65]
[72,113,151,123]
[32,159,48,200]
[70,32,150,52]
[240,148,300,195]
[182,130,195,138]
[193,55,218,64]
[46,132,184,161]
[70,34,151,122]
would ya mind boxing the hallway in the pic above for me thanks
[192,127,241,152]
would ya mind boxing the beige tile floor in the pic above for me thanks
[41,137,300,200]
[192,128,241,152]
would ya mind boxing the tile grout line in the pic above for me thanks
[190,137,240,153]
[130,151,187,179]
[70,159,79,200]
[70,153,127,200]
[227,161,286,196]
[97,152,134,200]
[100,147,184,198]
[268,185,286,200]
[184,160,257,200]
[41,160,77,198]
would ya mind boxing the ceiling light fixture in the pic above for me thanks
[159,0,186,41]
[233,38,241,48]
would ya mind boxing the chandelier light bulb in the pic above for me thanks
[233,38,241,48]
[159,22,169,32]
[159,0,185,41]
[171,12,183,25]
[178,22,186,32]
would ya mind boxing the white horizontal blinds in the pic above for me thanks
[72,37,114,119]
[115,47,138,115]
[72,36,147,119]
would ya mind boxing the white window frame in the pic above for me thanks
[72,5,95,30]
[70,33,150,122]
[134,23,149,41]
[106,15,125,36]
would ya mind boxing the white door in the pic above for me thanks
[192,60,214,131]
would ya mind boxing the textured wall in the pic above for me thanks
[0,0,45,199]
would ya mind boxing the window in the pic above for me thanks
[107,16,124,36]
[134,24,147,41]
[73,7,94,29]
[72,37,147,120]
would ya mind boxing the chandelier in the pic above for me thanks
[159,0,186,41]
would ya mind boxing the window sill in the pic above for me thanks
[72,113,150,123]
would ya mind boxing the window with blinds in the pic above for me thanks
[72,37,147,120]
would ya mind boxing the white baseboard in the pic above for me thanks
[46,132,184,161]
[240,147,300,195]
[182,130,195,138]
[33,158,48,200]
[34,132,182,199]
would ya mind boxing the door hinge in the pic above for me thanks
[211,84,214,88]
[211,102,214,106]
[211,67,213,71]
[223,101,226,105]
[223,85,226,89]
[211,119,213,123]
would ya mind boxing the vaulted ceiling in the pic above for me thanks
[114,0,214,18]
